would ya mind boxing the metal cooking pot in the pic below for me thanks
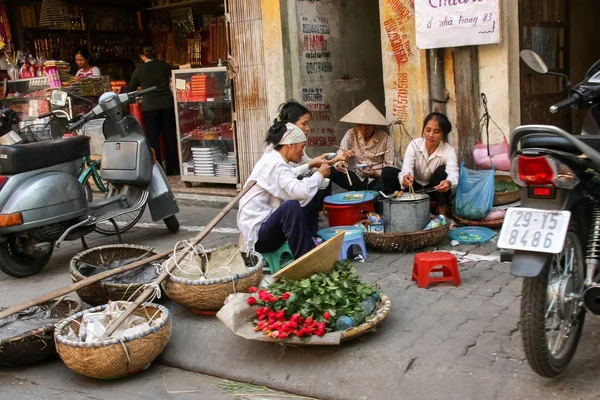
[382,193,430,233]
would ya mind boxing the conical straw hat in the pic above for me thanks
[340,100,389,126]
[272,232,344,281]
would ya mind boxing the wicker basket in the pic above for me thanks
[0,299,81,367]
[494,175,520,206]
[54,303,171,379]
[340,294,391,342]
[162,250,264,313]
[70,244,163,306]
[363,224,450,252]
[453,212,504,229]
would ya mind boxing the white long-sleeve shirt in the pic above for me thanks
[399,138,459,188]
[237,150,323,248]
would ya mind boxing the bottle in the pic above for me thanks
[335,315,355,330]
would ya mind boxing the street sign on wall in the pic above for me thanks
[415,0,501,49]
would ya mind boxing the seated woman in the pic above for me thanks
[329,100,394,192]
[238,122,331,259]
[382,112,458,216]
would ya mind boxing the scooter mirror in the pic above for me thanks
[520,50,549,74]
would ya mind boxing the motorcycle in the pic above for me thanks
[499,49,600,377]
[0,87,180,278]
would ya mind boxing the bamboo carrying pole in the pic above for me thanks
[0,181,256,322]
[101,180,256,338]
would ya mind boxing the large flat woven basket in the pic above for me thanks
[363,224,450,252]
[54,302,171,379]
[453,211,504,229]
[494,175,520,206]
[70,244,163,306]
[0,299,81,367]
[162,249,264,312]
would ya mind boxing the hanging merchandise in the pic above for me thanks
[455,162,495,220]
[473,93,511,171]
[0,0,12,51]
[171,8,194,44]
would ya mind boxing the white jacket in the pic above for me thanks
[237,150,323,248]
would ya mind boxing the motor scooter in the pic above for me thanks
[0,87,180,278]
[500,50,600,377]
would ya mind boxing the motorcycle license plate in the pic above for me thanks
[498,207,571,254]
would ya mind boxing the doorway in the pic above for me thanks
[519,0,600,134]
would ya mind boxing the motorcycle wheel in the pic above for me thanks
[0,235,53,278]
[164,215,180,233]
[520,222,586,377]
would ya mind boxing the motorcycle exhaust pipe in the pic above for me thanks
[583,285,600,315]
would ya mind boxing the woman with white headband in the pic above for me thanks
[237,121,331,259]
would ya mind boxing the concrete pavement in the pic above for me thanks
[1,205,600,399]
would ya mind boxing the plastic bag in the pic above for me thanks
[456,162,495,220]
[473,137,510,171]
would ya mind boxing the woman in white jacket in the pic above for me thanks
[238,122,331,258]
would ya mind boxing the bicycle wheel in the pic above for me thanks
[93,185,147,235]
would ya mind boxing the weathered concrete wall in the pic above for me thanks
[477,0,520,145]
[378,0,429,158]
[276,0,385,158]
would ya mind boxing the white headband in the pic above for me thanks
[278,123,306,145]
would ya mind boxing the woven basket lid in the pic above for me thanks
[340,100,389,126]
[273,232,345,281]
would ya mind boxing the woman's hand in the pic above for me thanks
[317,163,331,178]
[361,167,379,178]
[334,161,348,173]
[334,149,355,162]
[402,173,414,188]
[435,180,451,192]
[308,154,329,169]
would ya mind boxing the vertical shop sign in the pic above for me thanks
[297,0,340,154]
[415,0,501,49]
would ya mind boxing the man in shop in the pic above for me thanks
[122,45,180,175]
[237,121,331,260]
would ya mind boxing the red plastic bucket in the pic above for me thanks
[324,202,375,227]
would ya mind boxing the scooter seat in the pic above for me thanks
[0,136,90,174]
[522,133,600,155]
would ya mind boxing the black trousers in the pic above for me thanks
[142,108,180,175]
[329,168,384,192]
[254,200,316,259]
[381,165,450,206]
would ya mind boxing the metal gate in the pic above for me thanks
[519,0,570,130]
[225,0,269,185]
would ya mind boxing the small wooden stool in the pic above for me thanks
[412,252,460,289]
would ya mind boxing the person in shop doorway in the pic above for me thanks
[238,121,331,259]
[330,100,395,192]
[74,47,101,78]
[381,112,458,216]
[271,100,333,237]
[123,44,180,175]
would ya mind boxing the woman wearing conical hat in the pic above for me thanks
[330,100,395,192]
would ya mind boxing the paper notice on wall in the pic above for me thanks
[175,79,186,90]
[415,0,501,49]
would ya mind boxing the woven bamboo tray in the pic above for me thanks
[70,244,163,306]
[0,299,81,367]
[162,250,264,313]
[453,212,504,229]
[54,303,171,379]
[494,175,520,206]
[363,225,450,252]
[217,293,391,345]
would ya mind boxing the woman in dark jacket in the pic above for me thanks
[124,45,179,175]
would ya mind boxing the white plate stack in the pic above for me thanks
[191,147,220,176]
[215,152,237,177]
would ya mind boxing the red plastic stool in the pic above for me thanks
[412,252,460,289]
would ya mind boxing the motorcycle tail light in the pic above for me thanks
[0,176,8,189]
[511,154,579,189]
